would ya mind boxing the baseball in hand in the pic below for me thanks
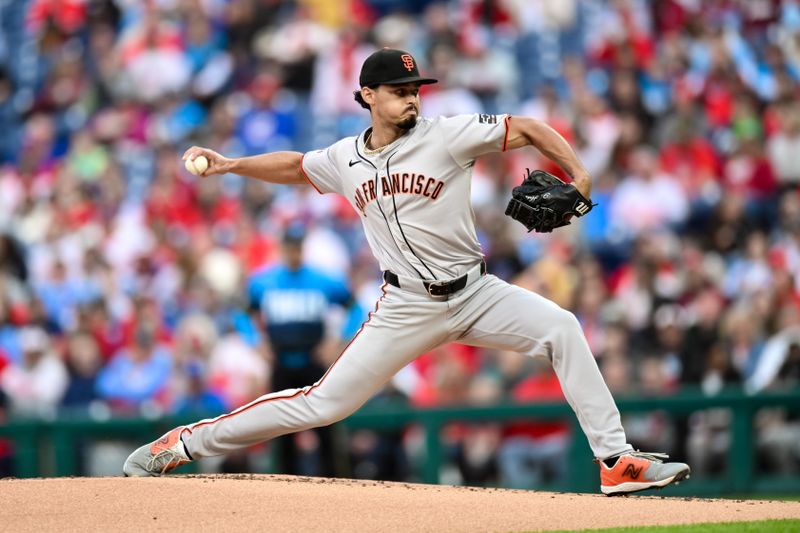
[185,155,209,175]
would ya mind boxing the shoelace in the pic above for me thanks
[146,447,186,475]
[627,451,670,463]
[594,450,670,465]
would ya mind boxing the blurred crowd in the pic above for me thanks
[1,0,800,485]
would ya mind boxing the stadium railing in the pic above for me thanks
[0,387,798,496]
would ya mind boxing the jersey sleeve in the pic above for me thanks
[440,113,511,168]
[301,147,342,195]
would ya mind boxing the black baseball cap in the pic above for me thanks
[359,48,438,87]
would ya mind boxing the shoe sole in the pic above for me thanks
[602,468,691,496]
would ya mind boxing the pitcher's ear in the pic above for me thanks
[363,86,380,104]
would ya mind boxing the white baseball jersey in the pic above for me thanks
[181,113,632,466]
[301,114,511,279]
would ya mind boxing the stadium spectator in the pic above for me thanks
[95,322,172,413]
[497,359,570,489]
[0,326,68,415]
[248,225,358,477]
[767,102,800,190]
[168,312,226,417]
[755,341,800,474]
[60,331,103,410]
[347,383,410,482]
[172,360,226,417]
[0,0,799,484]
[609,145,689,239]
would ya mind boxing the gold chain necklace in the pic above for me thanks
[363,130,388,155]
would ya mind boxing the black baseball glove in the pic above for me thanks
[504,168,596,233]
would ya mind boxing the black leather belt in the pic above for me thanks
[383,261,487,296]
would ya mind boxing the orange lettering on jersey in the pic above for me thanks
[414,174,425,194]
[351,173,446,217]
[430,181,444,200]
[354,188,367,216]
[401,54,414,72]
[423,177,435,197]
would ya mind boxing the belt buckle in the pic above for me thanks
[425,280,452,297]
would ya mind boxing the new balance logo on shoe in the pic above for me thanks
[600,452,690,495]
[623,464,643,479]
[575,202,590,215]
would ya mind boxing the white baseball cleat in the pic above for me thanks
[123,426,193,477]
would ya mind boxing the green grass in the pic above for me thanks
[544,519,800,533]
[722,495,800,502]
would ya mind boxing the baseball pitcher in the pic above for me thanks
[124,49,690,495]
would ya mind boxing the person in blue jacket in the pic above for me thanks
[248,224,359,476]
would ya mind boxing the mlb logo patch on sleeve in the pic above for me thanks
[478,114,497,124]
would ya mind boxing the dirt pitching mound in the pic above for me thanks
[2,475,799,532]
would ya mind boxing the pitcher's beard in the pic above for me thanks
[398,115,417,130]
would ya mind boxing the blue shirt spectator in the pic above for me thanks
[236,73,297,155]
[61,332,103,410]
[0,323,21,364]
[35,261,94,333]
[248,227,353,369]
[172,360,226,416]
[95,326,172,410]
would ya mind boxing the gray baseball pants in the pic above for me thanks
[184,271,632,461]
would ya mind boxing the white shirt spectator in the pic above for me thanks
[311,36,374,115]
[722,232,772,299]
[767,108,800,185]
[452,42,519,106]
[208,334,269,409]
[1,328,68,415]
[104,205,156,273]
[303,225,351,280]
[609,173,689,236]
[256,10,335,66]
[575,93,621,175]
[609,147,689,237]
[127,48,192,103]
[422,87,483,118]
[747,325,800,394]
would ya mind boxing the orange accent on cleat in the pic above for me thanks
[123,426,192,477]
[148,427,191,473]
[599,451,690,496]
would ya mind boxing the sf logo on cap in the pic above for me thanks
[401,54,414,72]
